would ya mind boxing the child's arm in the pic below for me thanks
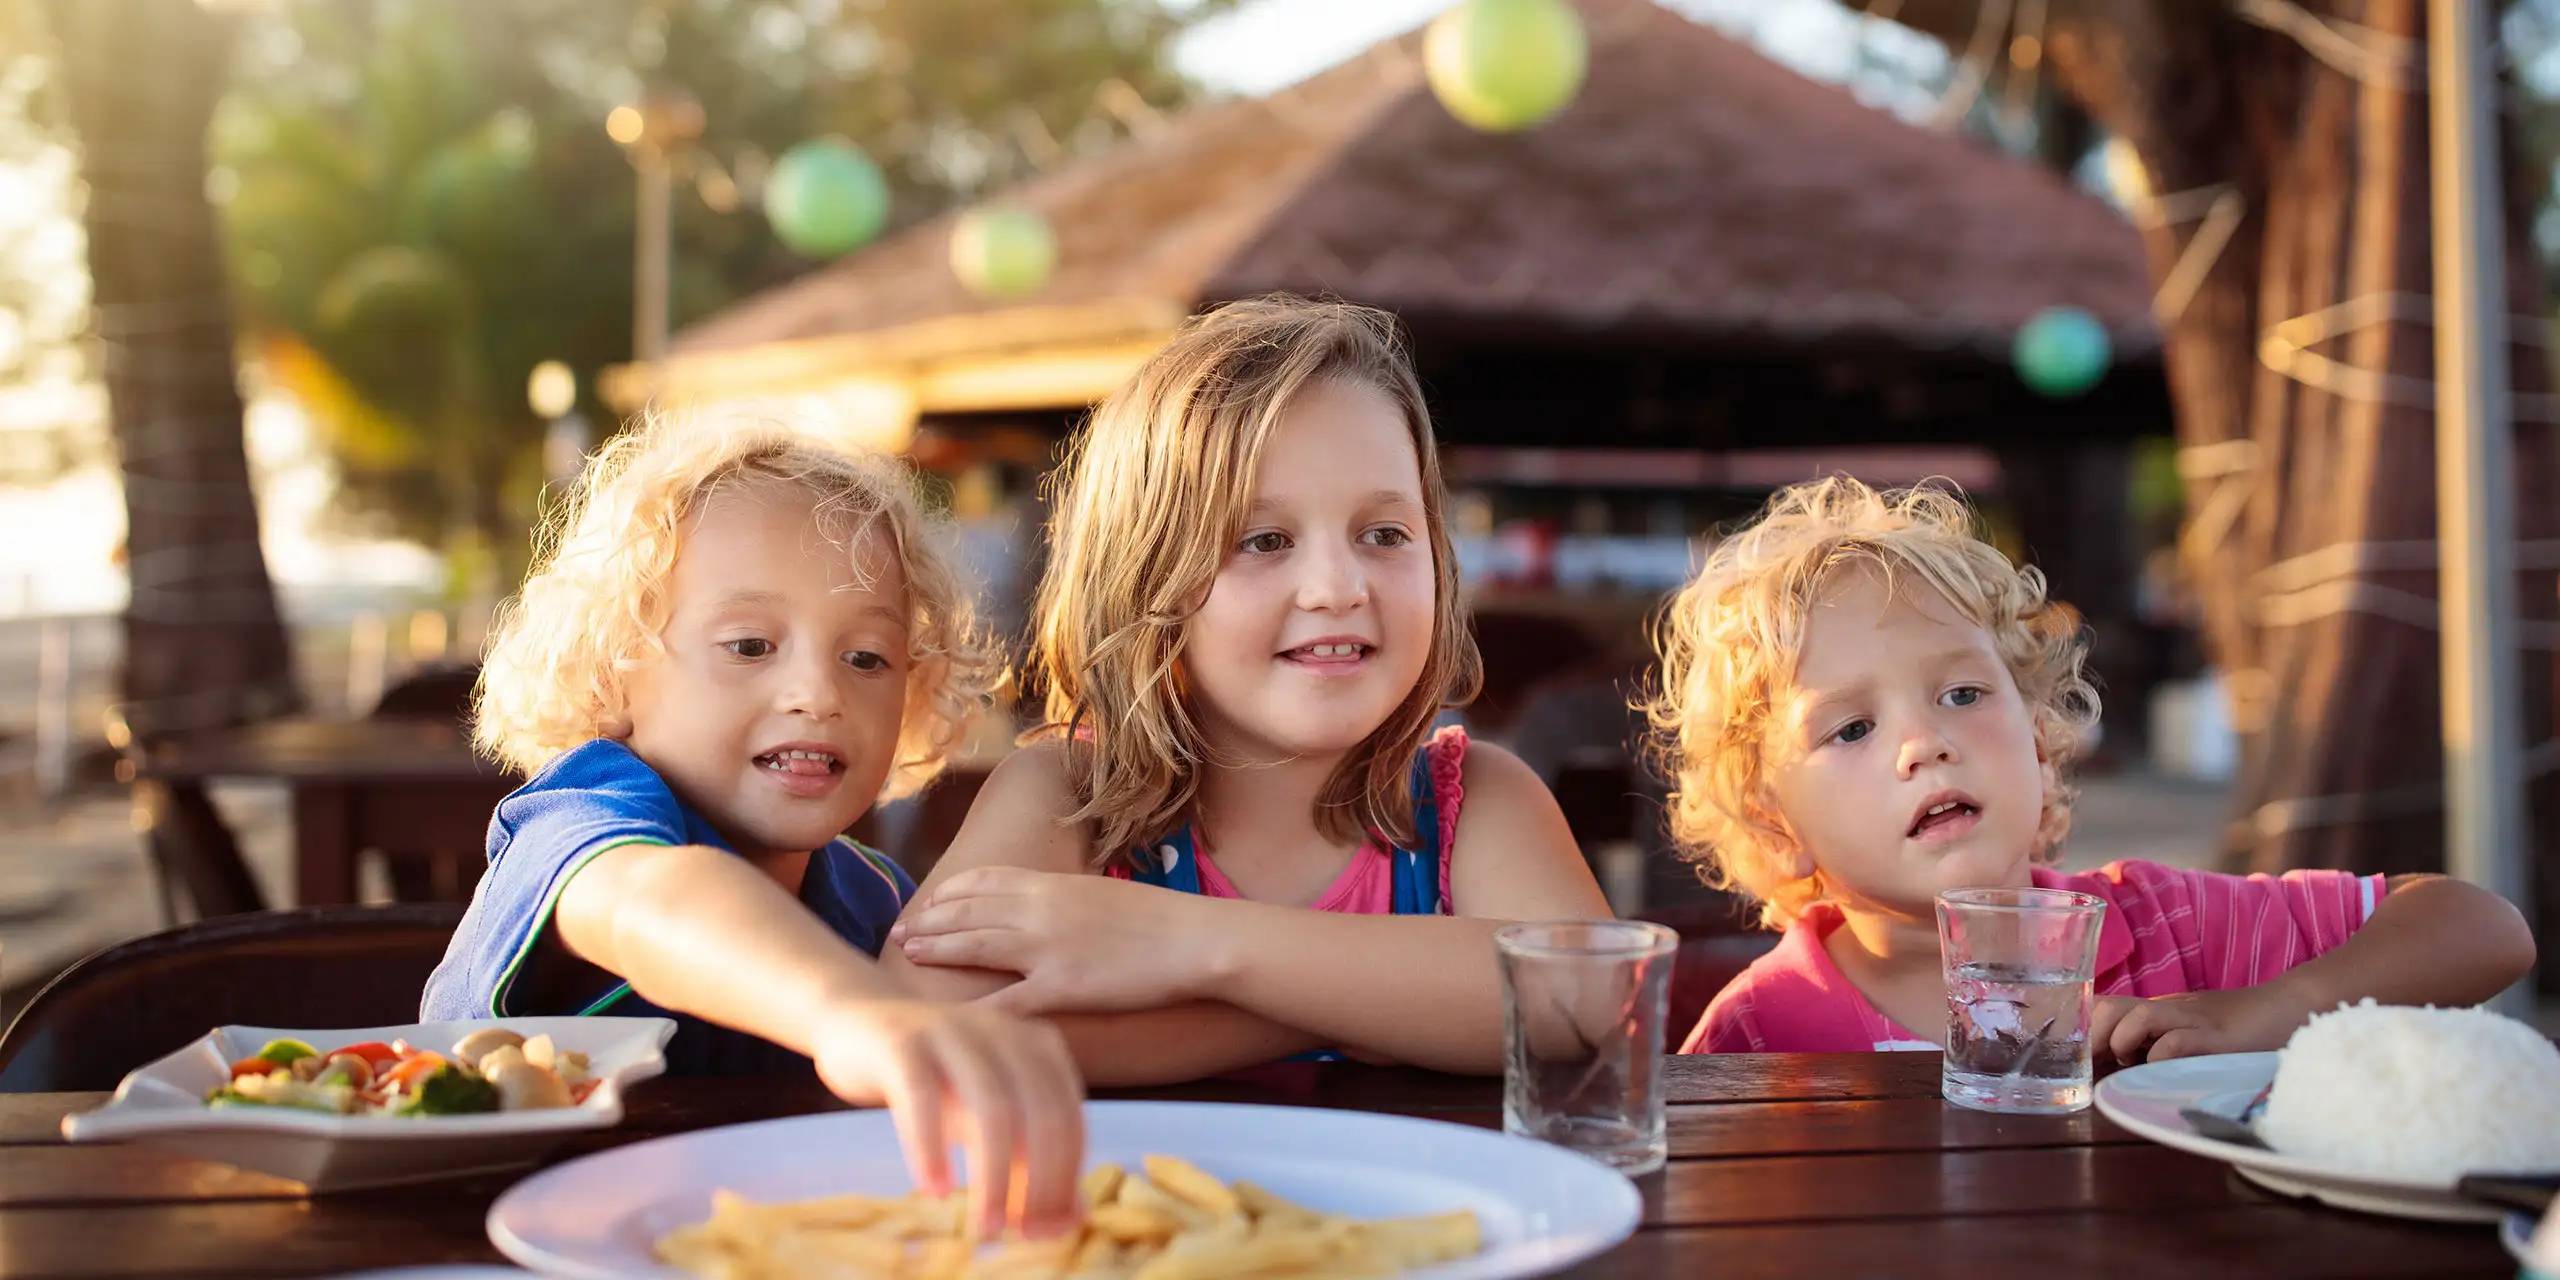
[2091,873,2537,1064]
[552,842,1085,1236]
[896,742,1614,1075]
[880,742,1333,1084]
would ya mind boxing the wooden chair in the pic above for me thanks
[105,703,269,925]
[888,765,994,882]
[368,661,491,903]
[1637,898,1774,1050]
[0,903,463,1092]
[1662,933,1780,1049]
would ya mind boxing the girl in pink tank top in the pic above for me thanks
[880,298,1612,1084]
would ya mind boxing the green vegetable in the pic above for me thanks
[205,1083,339,1113]
[253,1038,319,1066]
[397,1064,500,1116]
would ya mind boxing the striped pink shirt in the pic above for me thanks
[1684,860,2389,1054]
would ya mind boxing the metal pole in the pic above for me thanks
[634,145,671,368]
[34,617,71,798]
[2427,0,2533,1014]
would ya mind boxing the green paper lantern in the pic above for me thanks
[2013,306,2112,398]
[1424,0,1589,134]
[950,205,1056,300]
[764,140,888,259]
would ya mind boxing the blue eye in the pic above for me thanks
[1832,719,1872,745]
[1945,686,1984,707]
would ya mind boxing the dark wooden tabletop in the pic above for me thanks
[0,1053,2516,1278]
[136,718,513,785]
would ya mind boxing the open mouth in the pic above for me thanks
[754,747,843,778]
[1908,797,1981,838]
[1280,641,1371,662]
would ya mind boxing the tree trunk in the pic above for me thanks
[1891,0,2560,981]
[42,0,302,739]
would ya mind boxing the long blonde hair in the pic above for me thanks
[1029,295,1481,863]
[1641,478,2099,929]
[475,411,997,799]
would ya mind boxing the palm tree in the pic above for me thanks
[40,0,301,739]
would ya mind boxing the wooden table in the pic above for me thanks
[139,719,521,908]
[0,1054,2516,1277]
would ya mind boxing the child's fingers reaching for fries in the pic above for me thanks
[655,1151,1485,1279]
[806,998,1087,1241]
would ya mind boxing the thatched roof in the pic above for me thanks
[621,0,2154,418]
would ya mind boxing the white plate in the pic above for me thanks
[324,1270,536,1278]
[488,1101,1642,1279]
[2094,1051,2501,1223]
[62,1017,675,1192]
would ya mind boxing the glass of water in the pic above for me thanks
[1936,887,2107,1114]
[1495,919,1678,1176]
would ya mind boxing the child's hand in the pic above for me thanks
[889,868,1216,1014]
[2090,986,2305,1066]
[804,997,1085,1239]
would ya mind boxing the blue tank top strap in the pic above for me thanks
[1388,741,1445,916]
[1122,824,1204,891]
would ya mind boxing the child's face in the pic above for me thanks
[1182,377,1437,763]
[1761,564,2045,922]
[621,486,910,859]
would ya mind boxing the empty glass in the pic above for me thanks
[1936,887,2107,1114]
[1495,920,1677,1175]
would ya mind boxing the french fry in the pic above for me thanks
[1128,1227,1340,1280]
[1229,1181,1322,1232]
[1115,1175,1216,1232]
[654,1154,1486,1280]
[1081,1162,1128,1209]
[1141,1155,1242,1218]
[1086,1201,1185,1247]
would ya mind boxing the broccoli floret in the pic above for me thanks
[397,1064,500,1116]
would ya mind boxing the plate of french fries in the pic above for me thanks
[486,1101,1640,1279]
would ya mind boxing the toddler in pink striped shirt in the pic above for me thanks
[1643,478,2535,1061]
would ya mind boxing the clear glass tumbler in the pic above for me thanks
[1495,920,1678,1175]
[1936,887,2107,1114]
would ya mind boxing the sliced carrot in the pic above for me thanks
[379,1051,450,1090]
[569,1079,600,1105]
[228,1057,281,1080]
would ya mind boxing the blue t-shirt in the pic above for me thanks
[420,738,914,1076]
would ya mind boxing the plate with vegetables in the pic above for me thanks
[63,1017,675,1192]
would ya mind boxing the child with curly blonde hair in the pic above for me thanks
[1645,477,2533,1059]
[883,296,1610,1082]
[423,413,1083,1237]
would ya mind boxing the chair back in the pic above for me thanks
[0,903,464,1092]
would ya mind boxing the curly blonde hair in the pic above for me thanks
[1028,295,1481,864]
[474,411,998,800]
[1641,477,2099,929]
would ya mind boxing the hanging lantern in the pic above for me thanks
[2013,306,2112,398]
[526,360,577,420]
[949,205,1056,300]
[1424,0,1589,134]
[763,139,888,259]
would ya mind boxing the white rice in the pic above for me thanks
[2254,1000,2560,1184]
